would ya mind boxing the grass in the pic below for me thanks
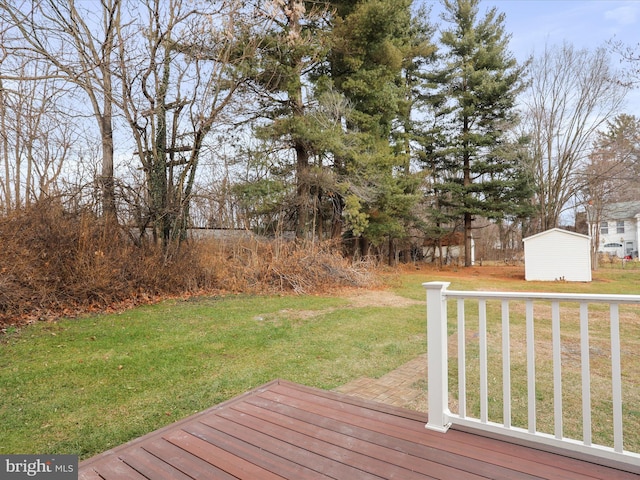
[0,293,426,458]
[1,263,639,458]
[396,264,640,453]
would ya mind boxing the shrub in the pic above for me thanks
[195,237,378,294]
[0,202,376,327]
[0,201,205,326]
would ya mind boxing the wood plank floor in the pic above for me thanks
[79,380,639,479]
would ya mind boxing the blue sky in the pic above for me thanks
[490,0,639,57]
[427,0,640,113]
[492,0,640,114]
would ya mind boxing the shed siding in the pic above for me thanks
[524,229,591,282]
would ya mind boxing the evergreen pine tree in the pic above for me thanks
[422,0,527,266]
[328,0,433,261]
[247,1,333,239]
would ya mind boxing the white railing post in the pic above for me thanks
[422,287,640,467]
[424,281,451,432]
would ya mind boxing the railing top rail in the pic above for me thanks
[422,282,640,304]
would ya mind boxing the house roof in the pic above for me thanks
[601,201,640,220]
[523,227,591,243]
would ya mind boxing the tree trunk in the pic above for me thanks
[463,114,473,267]
[388,237,395,266]
[100,69,117,220]
[290,1,309,240]
[0,79,9,211]
[295,140,310,239]
[100,114,116,219]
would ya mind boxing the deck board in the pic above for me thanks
[143,439,238,480]
[79,380,640,479]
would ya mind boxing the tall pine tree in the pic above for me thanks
[328,0,432,261]
[422,0,527,266]
[247,1,333,239]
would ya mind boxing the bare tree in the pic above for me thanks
[0,54,73,210]
[610,38,640,89]
[579,158,623,269]
[0,52,10,212]
[114,0,261,247]
[523,43,628,231]
[589,114,640,200]
[0,0,121,219]
[577,114,640,268]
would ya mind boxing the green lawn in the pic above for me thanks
[399,265,640,453]
[0,293,426,458]
[1,264,639,458]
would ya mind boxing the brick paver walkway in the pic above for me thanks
[333,353,428,412]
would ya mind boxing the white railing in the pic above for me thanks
[424,281,640,468]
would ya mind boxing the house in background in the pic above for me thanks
[523,228,592,282]
[594,200,640,258]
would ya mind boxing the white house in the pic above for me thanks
[593,201,640,258]
[523,228,592,282]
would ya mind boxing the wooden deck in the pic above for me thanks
[79,380,639,479]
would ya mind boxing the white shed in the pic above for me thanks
[523,228,592,282]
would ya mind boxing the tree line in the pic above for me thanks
[0,0,637,266]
